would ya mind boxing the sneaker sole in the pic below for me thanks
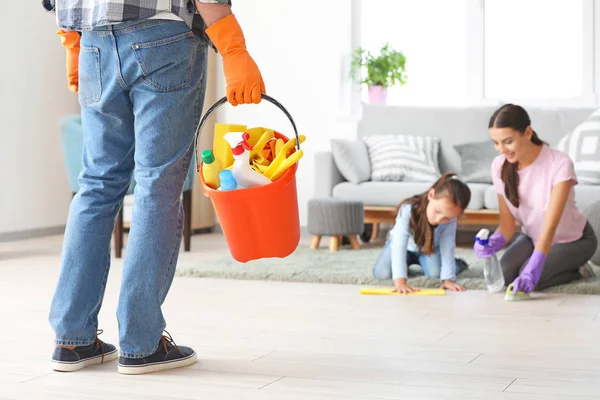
[117,352,197,375]
[580,263,596,279]
[51,349,119,372]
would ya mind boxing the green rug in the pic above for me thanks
[176,245,600,294]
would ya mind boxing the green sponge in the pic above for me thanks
[504,283,532,301]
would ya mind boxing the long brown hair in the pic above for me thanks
[489,104,544,208]
[398,173,471,255]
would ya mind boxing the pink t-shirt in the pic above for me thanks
[491,145,587,244]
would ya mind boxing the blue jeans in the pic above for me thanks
[372,239,462,280]
[49,20,208,358]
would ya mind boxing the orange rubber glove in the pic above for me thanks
[56,29,80,93]
[205,14,265,106]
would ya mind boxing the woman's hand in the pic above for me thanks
[394,278,420,294]
[512,250,547,293]
[440,280,465,292]
[473,231,506,258]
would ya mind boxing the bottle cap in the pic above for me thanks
[476,228,490,245]
[219,169,237,190]
[223,132,253,156]
[201,149,215,164]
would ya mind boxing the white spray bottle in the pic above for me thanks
[223,131,271,188]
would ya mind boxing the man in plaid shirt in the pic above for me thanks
[44,0,266,375]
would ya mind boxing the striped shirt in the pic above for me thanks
[42,0,231,32]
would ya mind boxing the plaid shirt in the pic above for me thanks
[42,0,231,32]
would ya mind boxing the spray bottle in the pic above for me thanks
[223,131,271,188]
[476,229,505,293]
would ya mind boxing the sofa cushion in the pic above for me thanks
[484,184,600,211]
[330,139,371,184]
[557,108,600,185]
[453,140,497,184]
[332,181,488,210]
[484,186,499,210]
[466,183,488,210]
[363,134,441,183]
[333,181,432,207]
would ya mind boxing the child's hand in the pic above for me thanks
[394,278,420,294]
[440,280,465,292]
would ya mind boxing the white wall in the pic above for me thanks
[213,0,359,226]
[0,3,79,235]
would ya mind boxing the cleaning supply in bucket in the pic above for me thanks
[247,128,306,175]
[213,123,247,169]
[218,169,238,191]
[504,283,531,301]
[201,149,223,190]
[476,229,505,293]
[223,131,271,188]
[269,148,304,181]
[246,126,274,147]
[201,129,306,190]
[249,128,275,166]
[263,135,305,181]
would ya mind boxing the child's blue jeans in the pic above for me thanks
[372,239,462,280]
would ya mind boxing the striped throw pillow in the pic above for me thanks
[557,108,600,185]
[363,134,442,182]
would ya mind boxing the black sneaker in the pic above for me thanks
[117,332,196,375]
[51,331,118,372]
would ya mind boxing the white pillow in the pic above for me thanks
[557,108,600,185]
[363,134,442,183]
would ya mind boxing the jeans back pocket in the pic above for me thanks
[132,31,197,93]
[79,46,102,106]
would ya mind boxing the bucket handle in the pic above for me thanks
[194,94,300,171]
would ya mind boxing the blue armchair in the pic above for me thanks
[59,114,196,257]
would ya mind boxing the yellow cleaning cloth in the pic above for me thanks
[359,288,446,296]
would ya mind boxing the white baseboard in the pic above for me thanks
[0,224,311,242]
[0,226,65,243]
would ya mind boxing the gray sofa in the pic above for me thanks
[315,105,600,212]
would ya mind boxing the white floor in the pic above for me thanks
[1,233,600,399]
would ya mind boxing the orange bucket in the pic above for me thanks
[194,95,301,263]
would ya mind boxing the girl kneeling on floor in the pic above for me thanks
[372,173,472,293]
[474,104,598,293]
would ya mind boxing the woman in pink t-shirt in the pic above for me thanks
[474,104,597,293]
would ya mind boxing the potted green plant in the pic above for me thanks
[351,43,407,104]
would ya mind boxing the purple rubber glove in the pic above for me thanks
[474,231,506,258]
[512,250,547,293]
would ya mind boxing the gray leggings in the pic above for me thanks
[501,222,597,290]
